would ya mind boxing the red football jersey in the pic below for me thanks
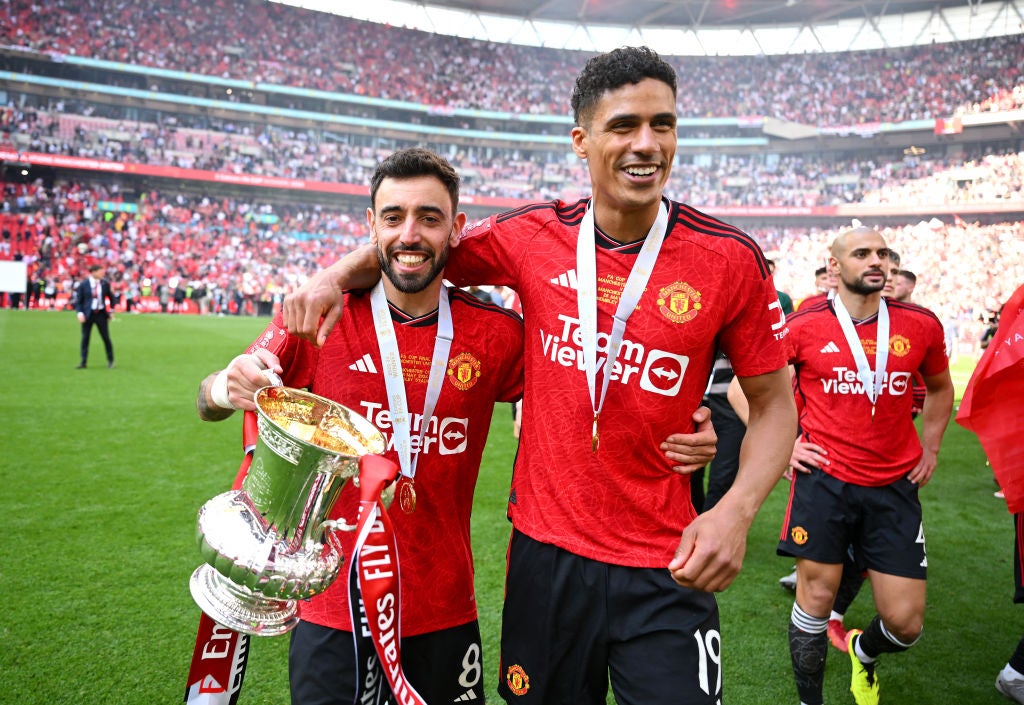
[244,287,524,635]
[446,198,788,566]
[786,298,949,486]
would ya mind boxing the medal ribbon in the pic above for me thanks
[576,200,669,450]
[370,281,453,482]
[832,295,890,412]
[347,455,426,705]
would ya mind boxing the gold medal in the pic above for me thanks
[399,479,417,514]
[591,413,600,453]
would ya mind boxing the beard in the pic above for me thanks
[376,240,450,294]
[845,270,885,296]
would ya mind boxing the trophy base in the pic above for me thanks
[190,564,299,637]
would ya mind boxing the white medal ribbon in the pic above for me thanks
[577,200,669,451]
[832,294,889,414]
[370,281,453,481]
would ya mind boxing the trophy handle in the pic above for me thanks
[323,517,358,533]
[321,520,355,565]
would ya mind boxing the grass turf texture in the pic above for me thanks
[1,308,1016,704]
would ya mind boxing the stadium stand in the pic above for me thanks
[0,0,1021,355]
[3,0,1023,121]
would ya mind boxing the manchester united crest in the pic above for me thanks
[505,664,530,696]
[447,351,481,391]
[657,282,702,324]
[791,526,809,545]
[862,335,913,357]
[889,334,912,357]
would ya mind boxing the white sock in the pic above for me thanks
[853,636,876,665]
[1001,663,1024,681]
[829,611,844,622]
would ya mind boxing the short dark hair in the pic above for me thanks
[369,148,460,214]
[814,266,827,277]
[571,46,678,127]
[898,269,917,284]
[887,249,901,266]
[88,263,104,273]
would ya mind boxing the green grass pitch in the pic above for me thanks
[1,308,1016,703]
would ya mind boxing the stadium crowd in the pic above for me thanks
[1,1,1021,355]
[1,179,365,317]
[2,174,1020,356]
[5,103,1024,208]
[2,0,1023,124]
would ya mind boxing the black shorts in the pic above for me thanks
[289,619,483,705]
[777,467,927,580]
[498,530,721,705]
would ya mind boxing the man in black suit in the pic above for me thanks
[75,263,115,369]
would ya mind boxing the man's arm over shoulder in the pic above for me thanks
[282,243,380,346]
[445,203,566,290]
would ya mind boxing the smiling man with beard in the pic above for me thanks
[779,226,954,705]
[196,148,527,705]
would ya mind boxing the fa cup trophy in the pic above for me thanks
[190,386,390,636]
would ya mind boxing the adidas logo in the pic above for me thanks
[348,354,378,373]
[454,689,478,702]
[550,269,578,289]
[820,341,841,354]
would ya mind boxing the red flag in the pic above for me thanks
[956,283,1024,511]
[934,116,963,135]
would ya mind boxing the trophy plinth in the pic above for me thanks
[189,563,300,637]
[191,386,386,636]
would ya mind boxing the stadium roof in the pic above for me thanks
[279,0,1024,53]
[400,0,975,29]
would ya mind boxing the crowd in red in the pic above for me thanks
[8,106,1024,208]
[2,0,1023,123]
[0,180,365,316]
[0,1,1021,350]
[2,173,1021,355]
